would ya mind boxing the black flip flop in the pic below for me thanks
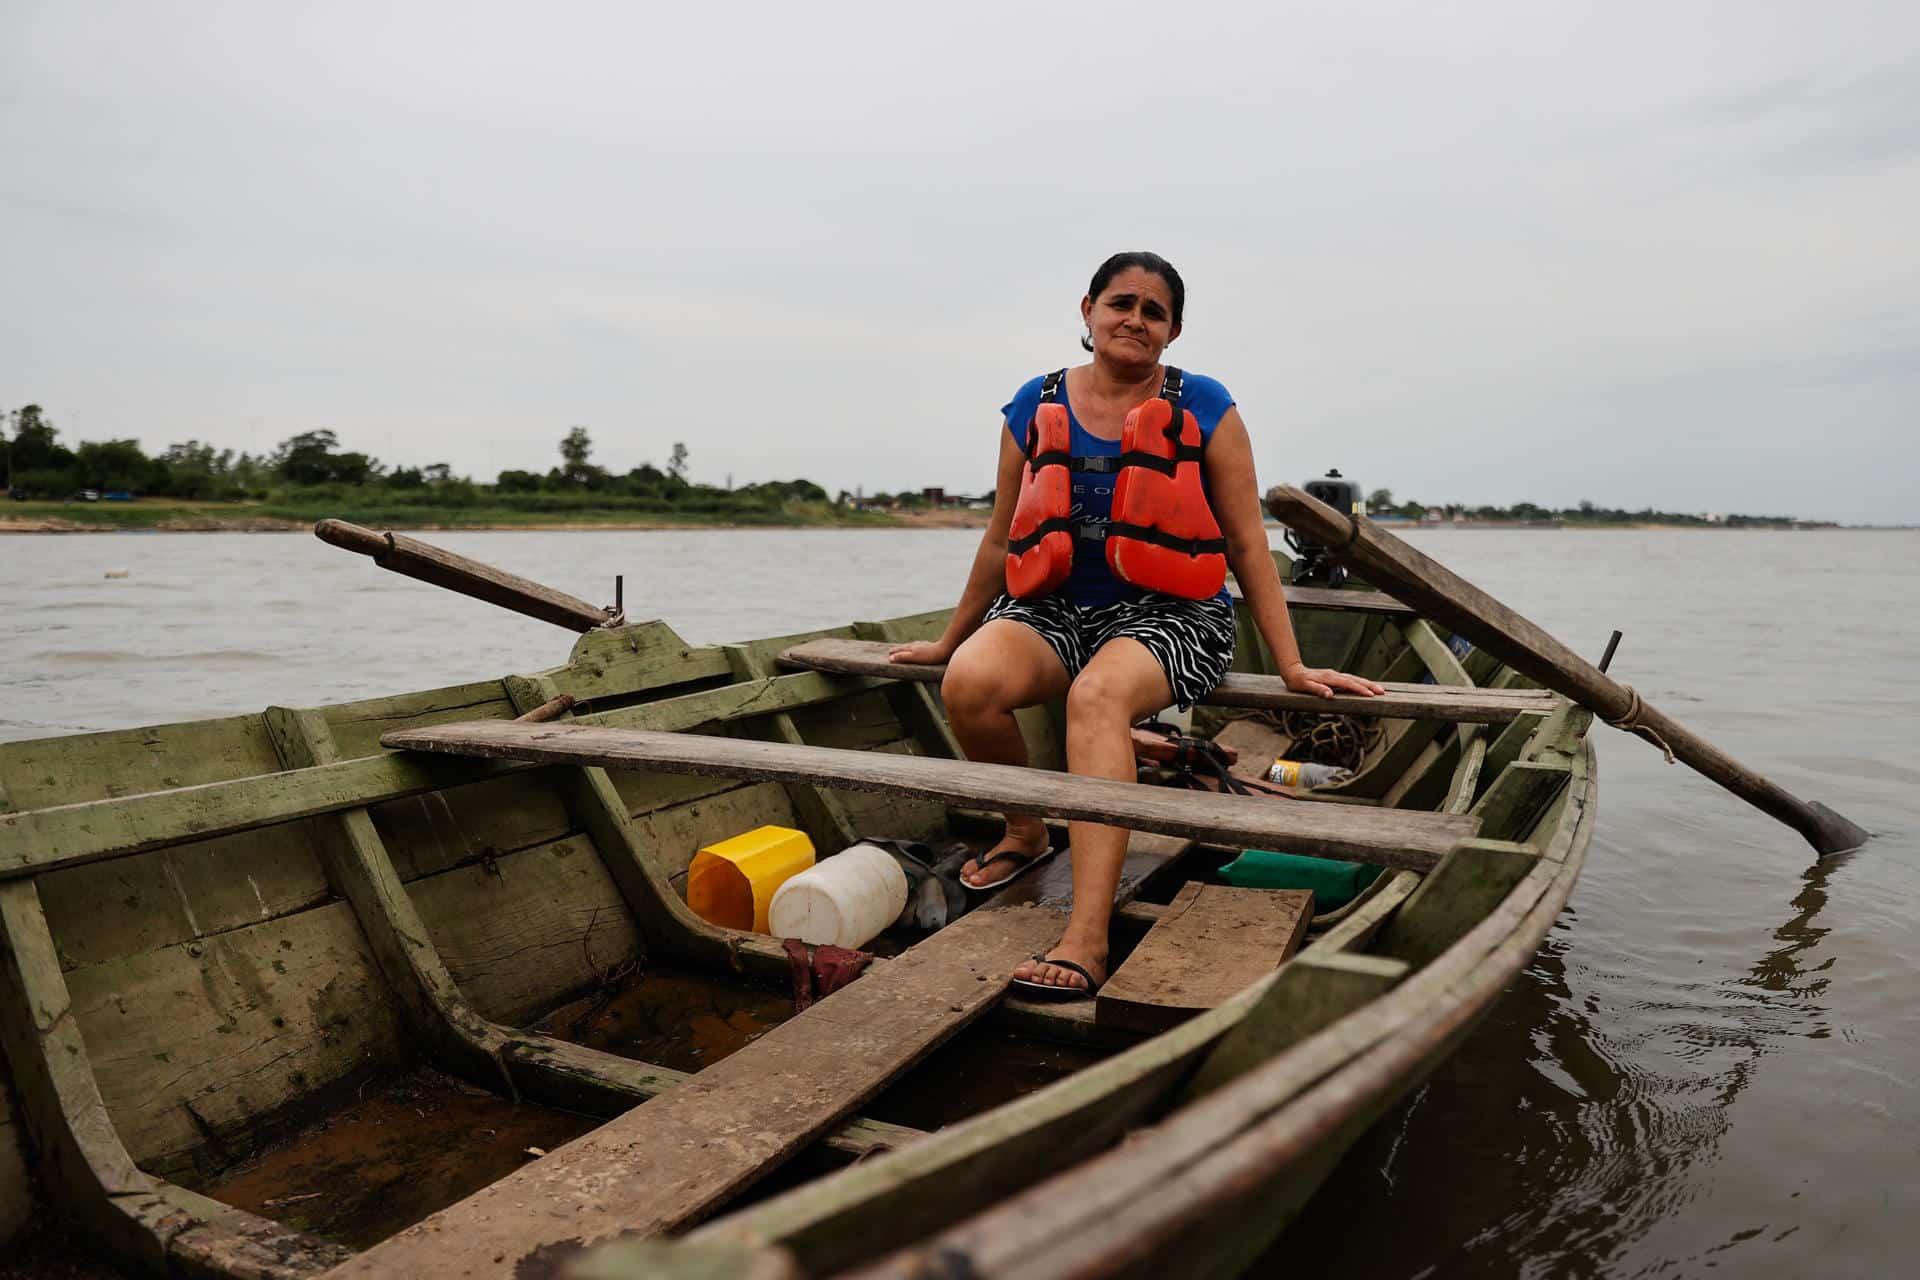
[1009,954,1102,1000]
[960,844,1056,894]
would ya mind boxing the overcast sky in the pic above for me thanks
[4,2,1916,522]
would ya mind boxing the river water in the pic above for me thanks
[2,527,1915,1277]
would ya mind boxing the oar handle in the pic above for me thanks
[1264,486,1869,856]
[314,518,614,633]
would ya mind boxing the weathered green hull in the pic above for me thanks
[0,577,1595,1278]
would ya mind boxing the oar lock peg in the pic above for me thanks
[602,574,627,629]
[1598,630,1623,674]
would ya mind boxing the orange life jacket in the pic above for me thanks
[1005,368,1228,600]
[1106,367,1229,599]
[1005,370,1074,598]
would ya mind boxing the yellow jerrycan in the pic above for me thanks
[686,825,816,933]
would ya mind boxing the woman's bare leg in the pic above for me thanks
[941,619,1073,887]
[1012,637,1173,991]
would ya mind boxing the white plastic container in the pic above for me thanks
[1153,704,1193,734]
[768,842,910,949]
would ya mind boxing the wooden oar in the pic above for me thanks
[1265,485,1870,857]
[314,518,615,632]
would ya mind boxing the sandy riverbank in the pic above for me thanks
[0,516,307,533]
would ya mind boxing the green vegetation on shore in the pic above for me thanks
[2,408,890,530]
[1362,487,1830,530]
[0,496,898,531]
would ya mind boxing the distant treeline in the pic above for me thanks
[1,407,830,515]
[1364,488,1817,529]
[0,406,1819,528]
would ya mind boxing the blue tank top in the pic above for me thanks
[1001,370,1237,608]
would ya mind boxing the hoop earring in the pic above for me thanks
[1080,326,1094,352]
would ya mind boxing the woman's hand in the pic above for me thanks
[1282,663,1387,699]
[888,639,954,666]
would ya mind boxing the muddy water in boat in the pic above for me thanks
[4,527,1917,1277]
[197,1070,599,1250]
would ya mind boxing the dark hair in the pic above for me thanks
[1082,251,1185,351]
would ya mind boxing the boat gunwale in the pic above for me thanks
[835,728,1595,1278]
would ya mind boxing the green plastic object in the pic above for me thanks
[1218,849,1383,912]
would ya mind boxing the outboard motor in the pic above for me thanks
[1285,468,1364,587]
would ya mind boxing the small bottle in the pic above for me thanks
[1268,758,1353,788]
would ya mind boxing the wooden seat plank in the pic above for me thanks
[1242,582,1415,615]
[775,639,1553,724]
[324,899,1074,1279]
[1096,884,1314,1032]
[379,722,1480,873]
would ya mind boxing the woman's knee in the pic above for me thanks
[1067,640,1172,729]
[1065,667,1133,727]
[944,624,1067,719]
[942,652,1011,721]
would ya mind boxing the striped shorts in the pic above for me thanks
[982,590,1238,710]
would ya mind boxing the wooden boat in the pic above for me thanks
[0,560,1595,1279]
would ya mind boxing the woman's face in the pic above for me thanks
[1082,266,1181,368]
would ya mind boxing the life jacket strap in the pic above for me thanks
[1023,369,1072,465]
[1007,515,1075,556]
[1113,444,1206,476]
[1106,521,1228,558]
[1117,366,1201,474]
[1059,368,1192,474]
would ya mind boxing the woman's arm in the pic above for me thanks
[1205,407,1384,697]
[888,426,1029,664]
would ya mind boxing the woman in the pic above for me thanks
[889,251,1383,996]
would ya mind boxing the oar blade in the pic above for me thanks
[1807,802,1871,858]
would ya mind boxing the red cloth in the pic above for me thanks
[782,938,872,1012]
[783,938,815,1012]
[812,944,872,998]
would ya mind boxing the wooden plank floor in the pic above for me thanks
[379,722,1480,872]
[1096,884,1314,1032]
[776,639,1553,724]
[324,898,1073,1278]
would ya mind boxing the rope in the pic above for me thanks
[1329,513,1363,551]
[1605,683,1677,763]
[1217,708,1382,772]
